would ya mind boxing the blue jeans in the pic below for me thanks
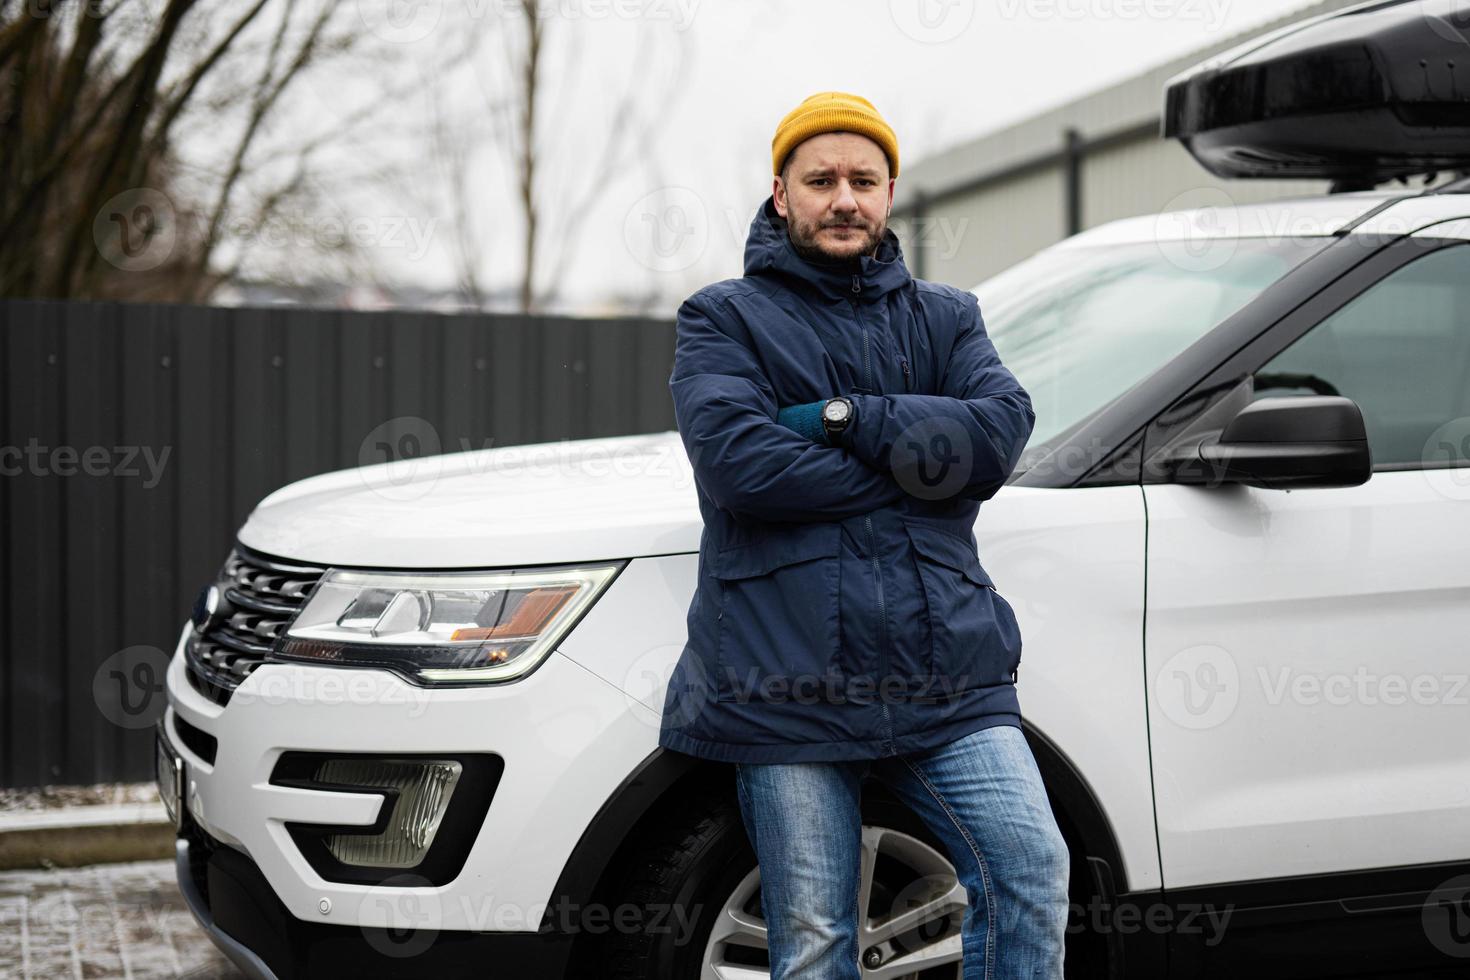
[734,724,1070,979]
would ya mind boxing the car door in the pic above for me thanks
[1141,237,1470,901]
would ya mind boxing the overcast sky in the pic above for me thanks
[237,0,1326,313]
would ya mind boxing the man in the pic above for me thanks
[659,91,1069,979]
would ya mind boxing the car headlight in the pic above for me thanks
[277,562,623,683]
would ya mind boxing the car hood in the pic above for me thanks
[237,430,703,568]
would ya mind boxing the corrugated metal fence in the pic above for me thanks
[0,299,677,789]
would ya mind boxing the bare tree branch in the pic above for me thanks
[188,0,335,301]
[42,2,108,161]
[137,0,272,181]
[517,0,543,313]
[49,0,199,295]
[433,103,484,306]
[538,19,691,309]
[0,7,45,66]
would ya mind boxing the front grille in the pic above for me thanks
[186,547,326,705]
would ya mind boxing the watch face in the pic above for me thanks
[823,399,849,423]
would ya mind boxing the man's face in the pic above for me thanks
[774,132,894,263]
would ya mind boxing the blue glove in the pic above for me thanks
[776,400,830,446]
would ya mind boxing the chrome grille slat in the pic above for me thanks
[222,587,300,617]
[208,626,274,657]
[185,547,326,706]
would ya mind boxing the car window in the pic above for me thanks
[975,238,1326,448]
[1251,244,1470,469]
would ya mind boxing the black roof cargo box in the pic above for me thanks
[1163,0,1470,184]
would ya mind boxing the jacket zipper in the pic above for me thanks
[853,271,895,750]
[900,356,910,391]
[850,275,873,392]
[865,513,895,747]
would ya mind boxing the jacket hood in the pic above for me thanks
[742,194,912,303]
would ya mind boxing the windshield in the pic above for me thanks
[974,237,1328,448]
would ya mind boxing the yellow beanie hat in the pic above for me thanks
[772,91,899,180]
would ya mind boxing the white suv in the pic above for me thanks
[160,5,1470,975]
[159,180,1470,980]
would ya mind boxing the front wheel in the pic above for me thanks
[580,778,1009,979]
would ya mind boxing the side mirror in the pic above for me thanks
[1166,395,1372,489]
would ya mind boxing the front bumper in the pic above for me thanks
[161,614,666,973]
[174,819,575,979]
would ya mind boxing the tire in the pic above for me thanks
[576,777,755,980]
[573,774,1106,979]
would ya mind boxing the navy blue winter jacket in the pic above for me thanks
[658,194,1036,764]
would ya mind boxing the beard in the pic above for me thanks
[786,210,884,266]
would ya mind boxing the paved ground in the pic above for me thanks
[0,860,240,979]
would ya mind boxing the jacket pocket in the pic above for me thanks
[902,519,1020,697]
[709,523,842,703]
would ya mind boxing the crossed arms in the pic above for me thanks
[668,289,1036,525]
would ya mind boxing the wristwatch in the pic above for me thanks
[821,396,855,442]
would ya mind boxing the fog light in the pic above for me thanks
[315,758,462,868]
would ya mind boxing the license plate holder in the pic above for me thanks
[155,723,185,831]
